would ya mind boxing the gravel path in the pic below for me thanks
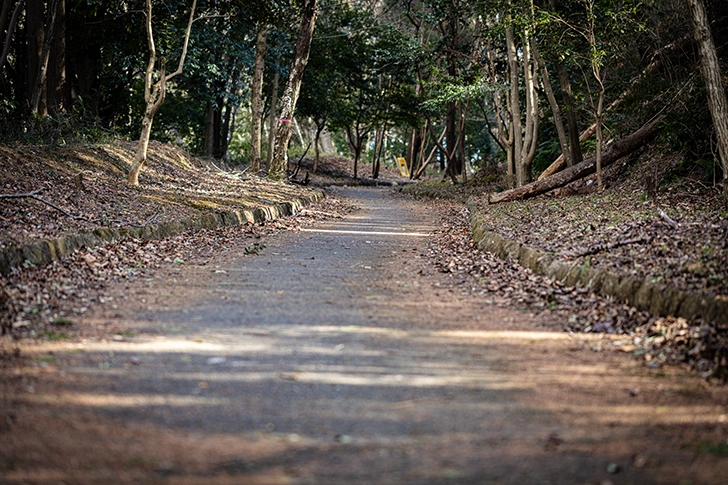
[4,188,728,484]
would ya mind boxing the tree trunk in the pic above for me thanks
[520,34,539,185]
[445,100,460,179]
[249,23,267,172]
[595,85,605,190]
[372,125,384,179]
[0,0,24,74]
[46,0,68,114]
[538,123,598,180]
[557,61,583,166]
[269,0,318,181]
[506,23,523,187]
[28,0,55,116]
[534,44,571,169]
[313,120,324,174]
[489,116,663,204]
[0,0,11,36]
[266,67,279,168]
[220,98,233,159]
[128,0,196,186]
[203,101,215,156]
[687,0,728,200]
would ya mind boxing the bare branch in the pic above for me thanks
[1,189,161,228]
[165,0,197,82]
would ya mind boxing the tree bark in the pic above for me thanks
[28,0,57,116]
[520,34,539,185]
[538,122,597,180]
[46,0,68,114]
[489,116,663,204]
[687,0,728,200]
[0,0,11,36]
[203,101,215,156]
[128,0,196,186]
[269,0,318,181]
[0,0,24,74]
[249,23,267,173]
[557,61,583,165]
[534,44,571,169]
[506,23,522,187]
[266,67,279,168]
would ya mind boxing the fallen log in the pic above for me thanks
[489,116,663,204]
[537,123,598,180]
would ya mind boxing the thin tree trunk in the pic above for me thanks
[557,61,582,165]
[687,0,728,201]
[249,23,267,173]
[413,124,445,180]
[220,101,233,159]
[203,101,215,157]
[269,0,318,181]
[0,0,12,36]
[128,0,196,186]
[266,67,279,168]
[595,85,604,190]
[313,120,324,173]
[520,34,539,185]
[488,43,514,185]
[29,0,60,116]
[0,0,23,73]
[534,44,571,169]
[506,23,523,187]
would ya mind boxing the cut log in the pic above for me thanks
[489,116,663,204]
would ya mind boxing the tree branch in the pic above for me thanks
[1,189,161,228]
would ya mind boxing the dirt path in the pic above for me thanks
[3,187,728,484]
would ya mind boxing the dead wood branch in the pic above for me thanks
[489,116,663,204]
[1,188,160,228]
[658,209,679,229]
[563,236,653,258]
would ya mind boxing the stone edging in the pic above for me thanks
[0,190,325,276]
[468,202,728,325]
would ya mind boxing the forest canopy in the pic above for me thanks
[0,0,726,189]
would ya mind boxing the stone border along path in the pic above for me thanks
[467,201,728,324]
[0,190,324,276]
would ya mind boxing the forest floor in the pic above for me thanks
[0,142,727,482]
[405,148,728,381]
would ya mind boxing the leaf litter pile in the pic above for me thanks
[0,141,323,248]
[425,201,728,381]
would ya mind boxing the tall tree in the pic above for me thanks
[249,22,267,173]
[687,0,728,201]
[269,0,318,181]
[27,0,68,116]
[128,0,196,186]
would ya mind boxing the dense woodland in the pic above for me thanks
[1,0,727,192]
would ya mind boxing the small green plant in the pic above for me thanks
[52,318,74,327]
[40,331,70,341]
[33,355,58,363]
[696,440,728,456]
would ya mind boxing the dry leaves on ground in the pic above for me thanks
[423,200,728,381]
